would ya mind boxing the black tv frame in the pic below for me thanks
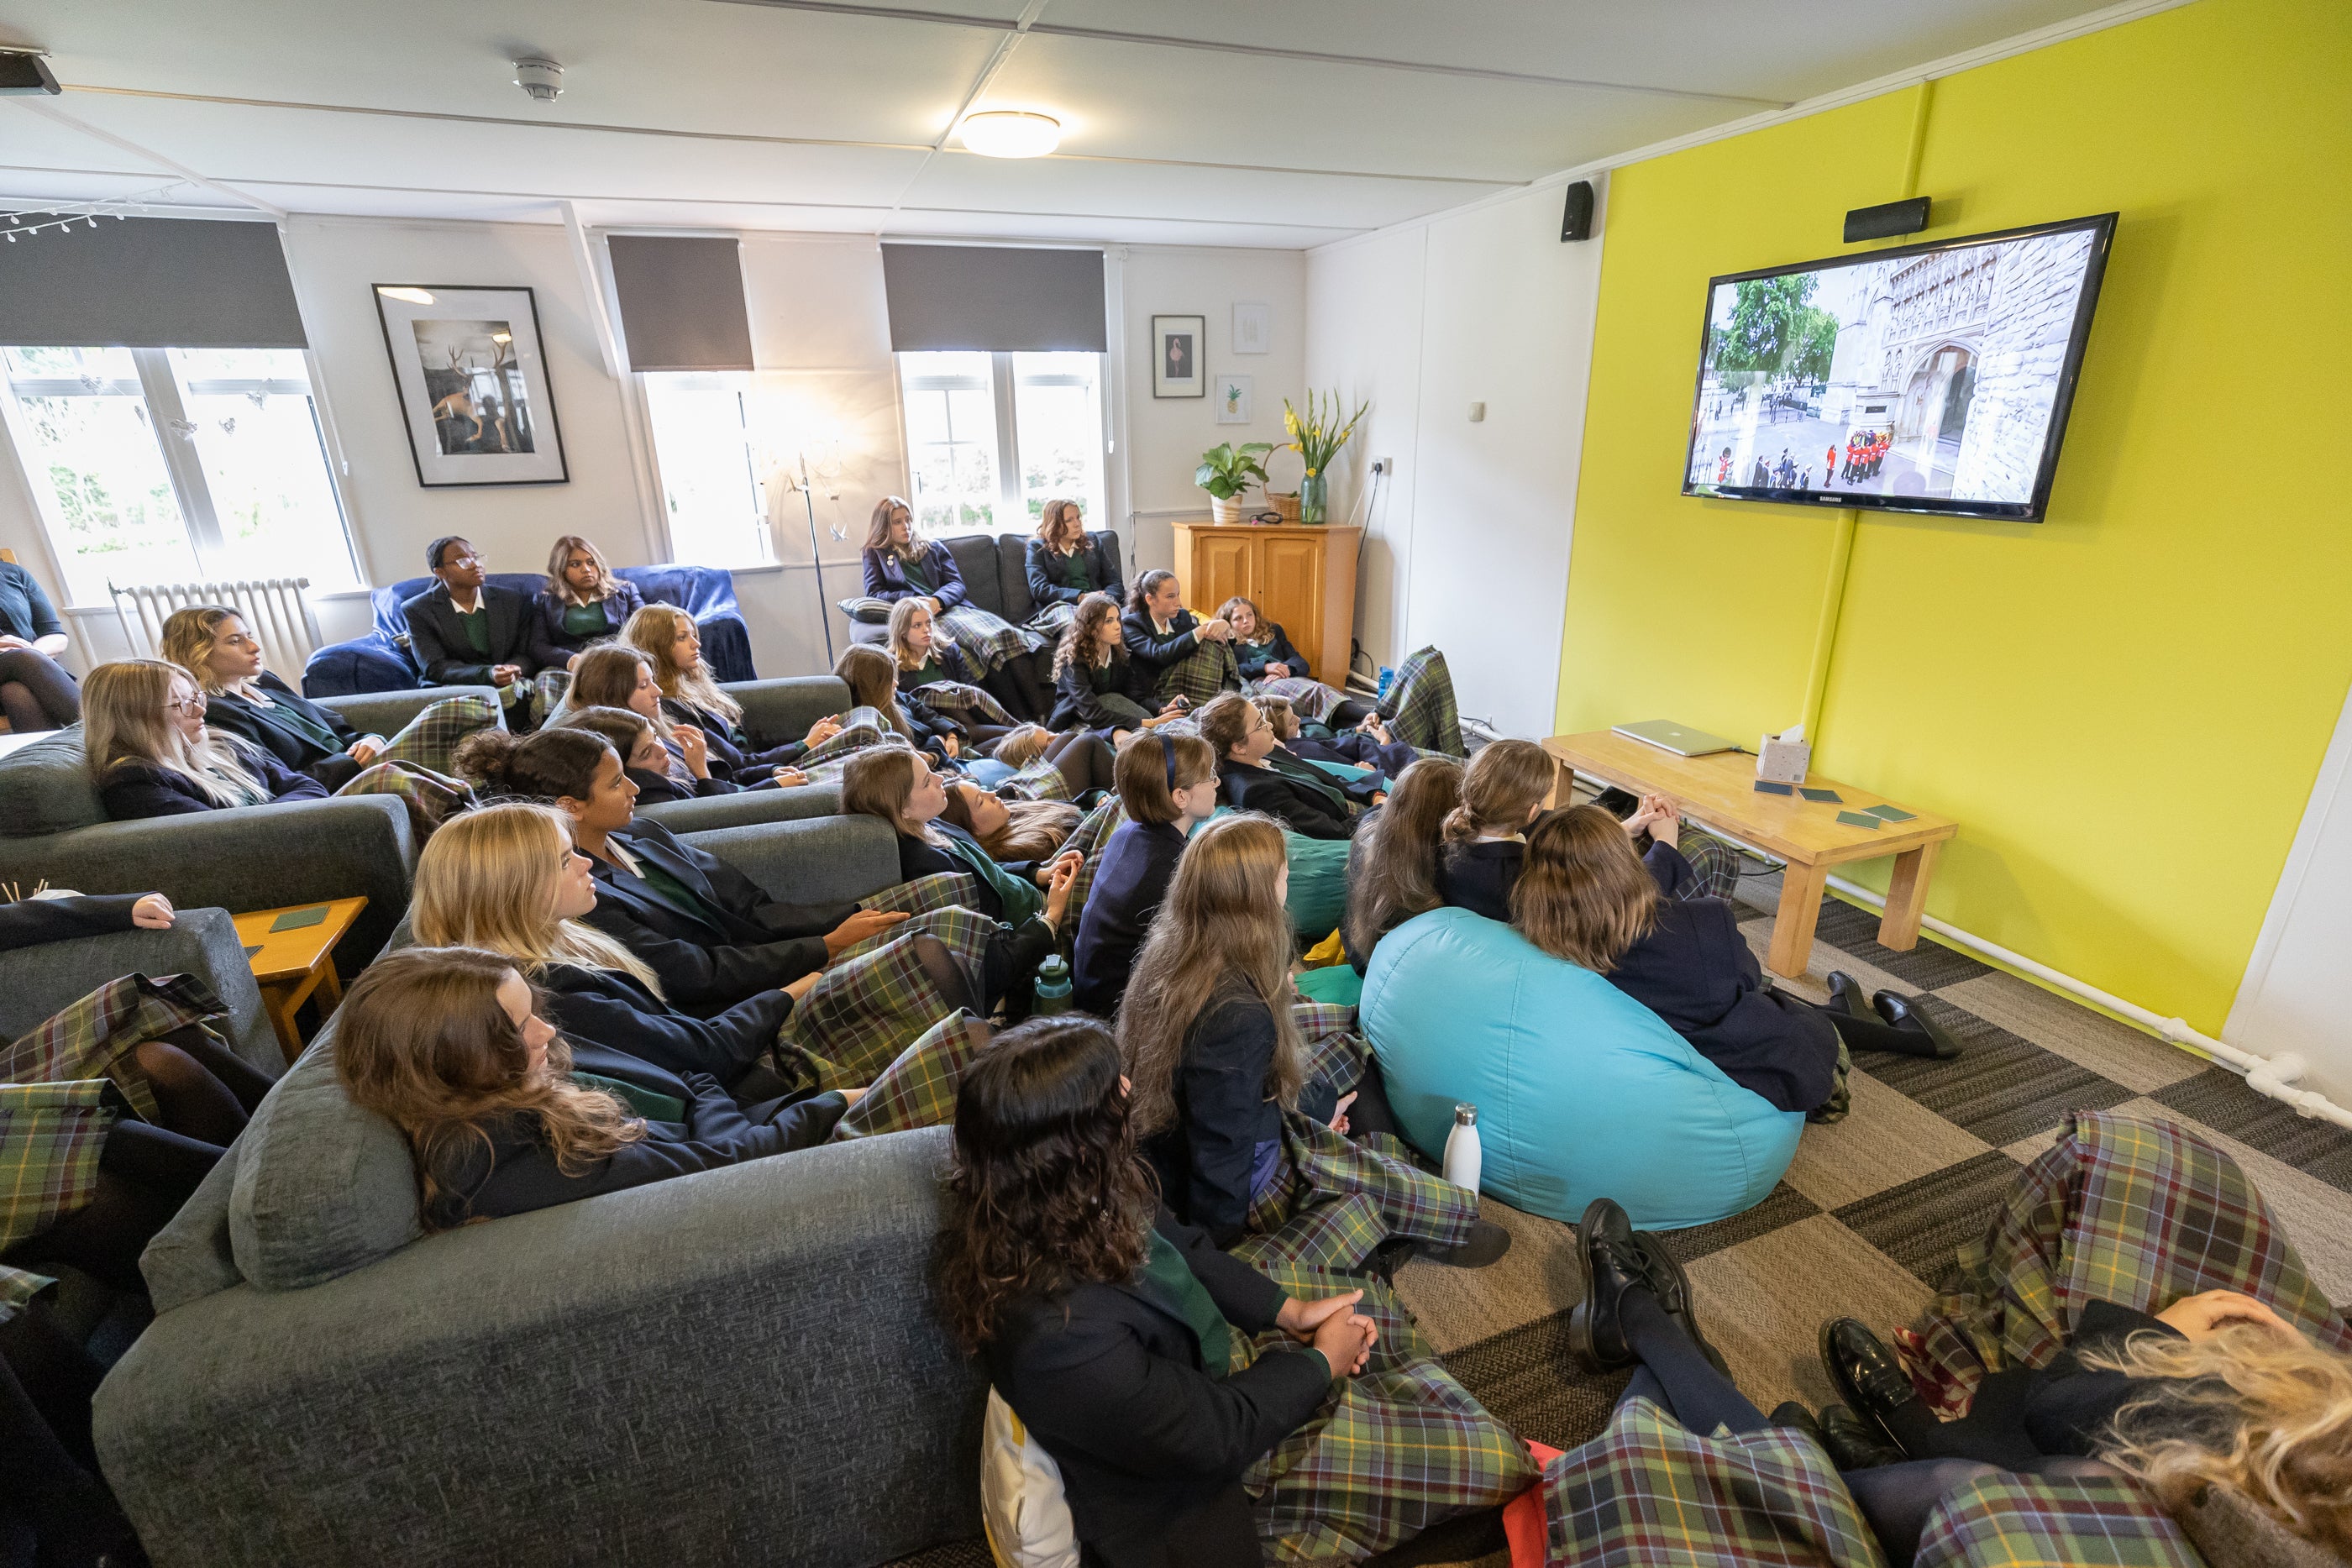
[1679,212,2118,522]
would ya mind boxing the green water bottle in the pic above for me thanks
[1032,954,1074,1015]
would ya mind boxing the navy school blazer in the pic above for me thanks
[660,696,809,776]
[1231,622,1305,682]
[581,819,857,1015]
[1215,758,1355,841]
[527,580,646,670]
[979,1207,1331,1568]
[0,893,144,953]
[862,541,969,611]
[98,739,328,821]
[400,582,540,689]
[1023,533,1124,610]
[533,961,794,1088]
[201,671,367,781]
[1070,818,1186,1016]
[1051,651,1158,732]
[1120,606,1206,674]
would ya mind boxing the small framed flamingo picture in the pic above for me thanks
[373,283,569,486]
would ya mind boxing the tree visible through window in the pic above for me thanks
[1,345,358,602]
[898,350,1104,535]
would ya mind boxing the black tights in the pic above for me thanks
[0,648,80,732]
[1042,730,1116,795]
[1810,1002,1945,1058]
[0,1303,144,1564]
[978,659,1051,725]
[1614,1285,2052,1565]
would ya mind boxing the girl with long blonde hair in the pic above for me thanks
[160,604,496,786]
[83,659,272,812]
[336,946,848,1230]
[861,495,1049,713]
[411,802,817,1091]
[625,603,840,774]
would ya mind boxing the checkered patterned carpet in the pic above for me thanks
[886,878,2352,1568]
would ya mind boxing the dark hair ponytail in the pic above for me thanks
[1128,569,1175,617]
[454,726,615,804]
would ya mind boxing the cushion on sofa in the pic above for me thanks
[995,535,1036,625]
[944,534,1006,620]
[1361,908,1803,1229]
[0,726,107,837]
[227,1030,423,1291]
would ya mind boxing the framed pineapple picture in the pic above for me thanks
[373,283,569,487]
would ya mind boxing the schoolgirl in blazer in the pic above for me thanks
[1024,530,1122,611]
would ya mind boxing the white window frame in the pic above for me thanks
[1,345,361,595]
[897,349,1107,535]
[635,369,777,571]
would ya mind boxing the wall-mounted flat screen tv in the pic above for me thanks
[1680,212,2115,522]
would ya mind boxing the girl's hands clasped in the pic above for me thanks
[1277,1291,1378,1380]
[1040,854,1081,928]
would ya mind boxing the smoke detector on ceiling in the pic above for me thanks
[512,57,564,103]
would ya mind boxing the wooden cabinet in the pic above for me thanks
[1169,522,1362,688]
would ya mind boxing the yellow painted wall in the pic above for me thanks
[1558,0,2352,1031]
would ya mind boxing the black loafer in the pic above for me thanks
[1824,970,1867,1020]
[1567,1198,1647,1373]
[1819,1403,1910,1471]
[1415,1219,1513,1269]
[1634,1232,1730,1378]
[1871,990,1965,1059]
[1769,1401,1828,1449]
[1819,1317,1924,1450]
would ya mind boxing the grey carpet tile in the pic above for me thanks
[2152,1069,2352,1196]
[1438,1309,1633,1453]
[1394,1197,1583,1353]
[1856,994,2134,1148]
[1833,1149,2025,1286]
[1809,899,1996,989]
[1782,1068,1995,1212]
[1649,1183,1820,1264]
[1935,972,2205,1095]
[884,1541,990,1568]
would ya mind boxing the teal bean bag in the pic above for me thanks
[1210,805,1352,941]
[1360,908,1803,1229]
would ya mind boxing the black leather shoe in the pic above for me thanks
[1871,990,1965,1059]
[1567,1198,1647,1372]
[1819,1317,1924,1450]
[1819,1403,1910,1471]
[1769,1401,1828,1449]
[1415,1218,1513,1269]
[1634,1233,1730,1378]
[1824,971,1867,1019]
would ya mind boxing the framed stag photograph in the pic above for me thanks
[1152,313,1205,398]
[373,283,569,487]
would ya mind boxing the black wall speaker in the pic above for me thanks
[1843,197,1931,243]
[1560,181,1594,243]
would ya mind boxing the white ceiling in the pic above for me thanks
[0,0,2130,248]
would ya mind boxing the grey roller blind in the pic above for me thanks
[881,244,1107,353]
[606,234,754,372]
[0,216,306,348]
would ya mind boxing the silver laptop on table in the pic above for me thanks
[1613,720,1736,758]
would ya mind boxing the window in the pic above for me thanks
[1,345,358,602]
[641,372,772,569]
[898,350,1105,534]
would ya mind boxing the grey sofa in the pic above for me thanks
[94,808,984,1567]
[844,528,1124,651]
[0,905,281,1073]
[0,689,493,979]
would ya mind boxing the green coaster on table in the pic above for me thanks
[1800,787,1843,803]
[1753,780,1795,796]
[268,905,330,932]
[1863,804,1917,822]
[1835,810,1883,830]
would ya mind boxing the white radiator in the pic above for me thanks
[108,577,323,678]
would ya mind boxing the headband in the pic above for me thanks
[1158,732,1177,790]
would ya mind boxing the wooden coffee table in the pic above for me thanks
[233,896,369,1063]
[1541,731,1957,980]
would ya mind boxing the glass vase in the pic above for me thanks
[1298,472,1328,524]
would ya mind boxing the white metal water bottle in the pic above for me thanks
[1441,1103,1482,1193]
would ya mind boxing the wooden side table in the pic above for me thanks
[1541,732,1958,980]
[233,896,369,1063]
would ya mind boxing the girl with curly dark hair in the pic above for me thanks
[937,1015,1377,1568]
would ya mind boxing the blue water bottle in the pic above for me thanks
[1376,665,1396,703]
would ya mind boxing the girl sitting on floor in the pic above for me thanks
[1198,694,1361,841]
[1049,591,1188,739]
[1218,595,1374,728]
[1513,805,1955,1119]
[162,604,496,785]
[1434,738,1557,920]
[85,659,469,836]
[1341,755,1465,975]
[841,745,1078,1004]
[1256,693,1414,780]
[459,726,909,1016]
[890,597,1025,742]
[628,603,837,774]
[1071,733,1220,1018]
[336,946,852,1230]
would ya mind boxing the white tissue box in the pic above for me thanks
[1756,734,1811,784]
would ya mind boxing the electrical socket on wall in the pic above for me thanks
[1371,457,1390,477]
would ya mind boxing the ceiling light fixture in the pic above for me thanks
[512,56,564,104]
[958,110,1061,159]
[377,286,437,306]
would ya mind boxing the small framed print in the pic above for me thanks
[374,283,569,487]
[1231,301,1270,355]
[1215,373,1253,424]
[1152,314,1205,398]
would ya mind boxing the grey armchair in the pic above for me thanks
[0,905,279,1072]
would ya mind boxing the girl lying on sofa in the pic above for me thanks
[555,642,811,800]
[336,946,853,1229]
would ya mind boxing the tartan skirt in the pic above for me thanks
[378,692,501,775]
[912,680,1015,729]
[1894,1109,2352,1418]
[333,757,475,836]
[779,706,895,788]
[937,604,1046,676]
[1377,647,1463,757]
[827,1010,991,1141]
[1151,638,1245,706]
[771,905,998,1092]
[1058,793,1130,918]
[0,973,228,1250]
[1250,674,1351,724]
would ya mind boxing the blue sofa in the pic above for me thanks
[302,564,756,698]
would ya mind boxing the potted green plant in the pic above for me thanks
[1195,440,1273,524]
